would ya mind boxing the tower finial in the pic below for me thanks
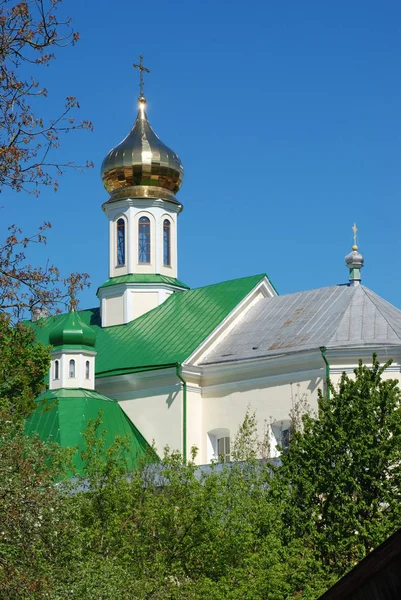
[345,224,364,286]
[133,55,150,103]
[352,222,358,251]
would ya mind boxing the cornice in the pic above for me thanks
[97,282,185,299]
[102,197,182,215]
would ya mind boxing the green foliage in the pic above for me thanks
[0,415,73,598]
[41,412,328,599]
[56,438,322,599]
[0,314,50,418]
[2,355,401,598]
[231,407,259,461]
[275,354,401,574]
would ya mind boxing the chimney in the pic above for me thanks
[31,306,49,322]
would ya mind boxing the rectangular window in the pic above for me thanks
[217,437,230,462]
[281,429,291,452]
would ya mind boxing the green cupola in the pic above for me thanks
[49,311,96,351]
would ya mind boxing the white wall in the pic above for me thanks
[131,291,159,320]
[94,350,401,466]
[97,372,183,458]
[197,373,323,464]
[104,198,180,280]
[98,198,183,326]
[103,295,124,327]
[50,350,96,390]
[99,285,179,326]
[186,386,203,460]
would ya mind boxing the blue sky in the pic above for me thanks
[2,0,401,310]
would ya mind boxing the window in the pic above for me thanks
[138,216,151,263]
[163,219,171,266]
[217,436,231,462]
[69,359,75,379]
[281,428,291,452]
[54,360,59,380]
[85,360,90,379]
[271,420,291,456]
[117,218,125,266]
[207,429,230,463]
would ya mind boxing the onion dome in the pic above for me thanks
[345,223,364,286]
[101,97,184,206]
[49,311,96,349]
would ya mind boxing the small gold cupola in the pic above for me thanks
[101,56,184,206]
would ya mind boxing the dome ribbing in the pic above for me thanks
[49,311,96,349]
[101,98,184,206]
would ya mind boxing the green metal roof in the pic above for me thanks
[31,274,267,378]
[49,310,96,349]
[97,273,190,291]
[25,388,156,475]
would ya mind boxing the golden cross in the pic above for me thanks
[133,55,150,99]
[352,222,358,250]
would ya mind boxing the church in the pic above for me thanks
[26,59,401,473]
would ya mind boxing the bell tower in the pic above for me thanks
[97,56,188,327]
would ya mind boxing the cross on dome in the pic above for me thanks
[133,54,150,102]
[101,58,184,204]
[352,222,358,251]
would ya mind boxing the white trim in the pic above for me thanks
[95,367,178,396]
[97,282,186,299]
[51,349,97,357]
[102,197,182,215]
[202,368,324,396]
[330,364,401,374]
[187,277,276,366]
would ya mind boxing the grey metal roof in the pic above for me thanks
[200,285,401,365]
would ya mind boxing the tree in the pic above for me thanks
[45,418,329,600]
[0,312,50,416]
[0,0,93,195]
[0,414,74,598]
[274,355,401,575]
[0,222,90,320]
[0,1,93,321]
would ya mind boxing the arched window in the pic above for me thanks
[54,360,59,380]
[138,216,151,263]
[69,359,75,379]
[163,219,171,267]
[116,218,125,266]
[207,429,231,464]
[85,360,90,379]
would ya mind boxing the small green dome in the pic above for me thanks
[49,312,96,349]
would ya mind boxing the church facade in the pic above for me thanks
[26,73,401,471]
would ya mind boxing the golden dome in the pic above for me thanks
[101,98,184,205]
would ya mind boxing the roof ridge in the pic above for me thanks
[360,286,401,341]
[258,283,348,302]
[100,275,268,331]
[191,273,266,291]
